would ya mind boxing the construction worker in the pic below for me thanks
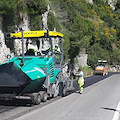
[53,44,61,54]
[75,68,84,94]
[53,44,61,64]
[49,44,60,54]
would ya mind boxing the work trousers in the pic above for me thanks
[78,78,84,93]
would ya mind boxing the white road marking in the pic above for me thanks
[112,101,120,120]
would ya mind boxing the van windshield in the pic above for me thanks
[98,62,107,66]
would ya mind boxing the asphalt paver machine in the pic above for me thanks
[0,30,74,104]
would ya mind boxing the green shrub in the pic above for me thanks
[47,11,61,31]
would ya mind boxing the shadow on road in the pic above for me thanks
[101,107,117,112]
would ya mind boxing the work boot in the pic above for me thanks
[79,87,83,94]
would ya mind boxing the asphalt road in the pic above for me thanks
[0,72,120,120]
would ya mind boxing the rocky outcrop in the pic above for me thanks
[88,0,93,4]
[0,16,11,64]
[40,5,59,52]
[14,13,38,55]
[87,0,117,10]
[108,0,118,10]
[109,65,120,72]
[42,5,50,30]
[74,54,88,69]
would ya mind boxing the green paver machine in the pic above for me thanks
[0,30,74,104]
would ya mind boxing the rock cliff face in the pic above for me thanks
[88,0,117,10]
[0,5,58,63]
[108,0,118,10]
[14,13,30,56]
[88,0,93,4]
[0,16,11,63]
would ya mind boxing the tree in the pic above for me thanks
[47,11,61,31]
[87,43,110,68]
[0,0,17,15]
[110,48,120,65]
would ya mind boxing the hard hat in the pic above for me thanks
[55,44,58,47]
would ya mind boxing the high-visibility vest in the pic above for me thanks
[53,46,60,53]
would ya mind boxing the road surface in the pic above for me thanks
[0,72,120,120]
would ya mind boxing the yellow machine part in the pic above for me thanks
[49,31,63,37]
[10,30,63,38]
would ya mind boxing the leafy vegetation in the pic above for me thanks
[1,0,120,68]
[47,11,61,31]
[52,0,120,68]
